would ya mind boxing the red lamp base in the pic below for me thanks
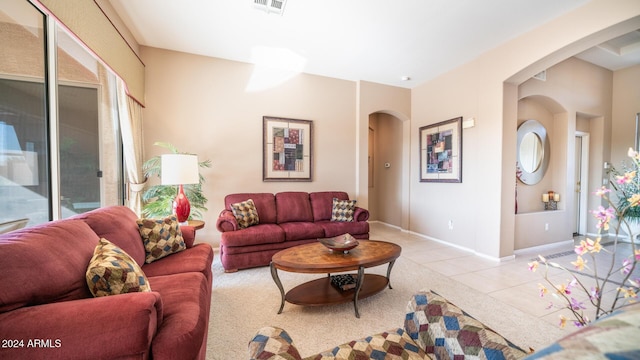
[173,184,191,223]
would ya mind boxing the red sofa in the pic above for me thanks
[216,191,369,271]
[0,206,214,360]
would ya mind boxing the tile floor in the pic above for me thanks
[369,221,639,327]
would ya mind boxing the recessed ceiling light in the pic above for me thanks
[253,0,287,15]
[401,76,411,81]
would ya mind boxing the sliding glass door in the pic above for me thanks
[0,0,123,229]
[0,1,49,226]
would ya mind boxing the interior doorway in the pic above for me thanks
[368,112,404,227]
[574,132,589,236]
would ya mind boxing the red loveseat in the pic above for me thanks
[216,191,369,272]
[0,206,214,360]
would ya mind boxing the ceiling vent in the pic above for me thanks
[254,0,287,15]
[533,70,546,81]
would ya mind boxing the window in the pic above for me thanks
[0,0,123,230]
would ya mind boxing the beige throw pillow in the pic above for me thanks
[137,216,186,263]
[86,238,151,297]
[231,199,260,229]
[331,198,356,222]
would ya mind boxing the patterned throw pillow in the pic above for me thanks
[315,328,428,360]
[231,199,260,229]
[331,198,356,222]
[405,291,528,359]
[248,326,303,360]
[523,304,640,359]
[137,216,186,263]
[86,238,151,297]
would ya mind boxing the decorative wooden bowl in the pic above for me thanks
[319,233,359,253]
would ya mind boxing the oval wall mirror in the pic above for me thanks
[517,119,549,185]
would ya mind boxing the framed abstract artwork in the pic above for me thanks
[263,116,313,181]
[419,117,462,183]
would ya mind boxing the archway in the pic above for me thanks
[365,109,410,230]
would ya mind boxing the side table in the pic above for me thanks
[187,220,205,231]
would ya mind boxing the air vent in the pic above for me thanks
[533,70,546,81]
[254,0,287,15]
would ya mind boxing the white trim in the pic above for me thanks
[46,15,61,220]
[575,131,590,236]
[407,230,471,252]
[369,220,408,232]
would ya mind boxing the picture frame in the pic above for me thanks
[419,117,462,183]
[263,116,313,181]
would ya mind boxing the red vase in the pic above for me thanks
[173,184,191,222]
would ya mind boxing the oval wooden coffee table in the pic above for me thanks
[270,239,402,318]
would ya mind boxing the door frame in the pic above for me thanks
[575,131,589,236]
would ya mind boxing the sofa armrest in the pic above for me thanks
[216,209,238,232]
[0,292,162,360]
[354,206,369,222]
[248,326,303,360]
[180,225,196,248]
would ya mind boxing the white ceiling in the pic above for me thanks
[108,0,639,89]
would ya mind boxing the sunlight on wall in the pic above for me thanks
[245,46,306,92]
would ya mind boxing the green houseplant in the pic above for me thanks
[142,142,211,220]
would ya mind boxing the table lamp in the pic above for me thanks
[161,154,199,222]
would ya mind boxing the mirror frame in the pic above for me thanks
[517,119,550,185]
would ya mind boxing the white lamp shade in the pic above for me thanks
[161,154,199,185]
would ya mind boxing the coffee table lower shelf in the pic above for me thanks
[285,274,389,306]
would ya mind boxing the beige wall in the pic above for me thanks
[612,64,640,165]
[357,81,411,229]
[11,0,640,253]
[141,47,360,243]
[410,62,482,252]
[515,57,613,249]
[410,0,640,258]
[132,0,638,253]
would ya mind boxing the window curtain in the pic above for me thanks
[116,78,145,215]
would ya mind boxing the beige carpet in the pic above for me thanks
[206,251,564,360]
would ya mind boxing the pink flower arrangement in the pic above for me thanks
[528,148,639,328]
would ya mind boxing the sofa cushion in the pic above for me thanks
[137,216,186,263]
[148,273,209,360]
[220,223,285,247]
[226,193,277,224]
[86,238,152,297]
[0,291,162,360]
[0,219,98,313]
[221,238,316,256]
[310,191,350,222]
[143,243,214,283]
[276,192,313,223]
[523,303,640,359]
[405,291,527,359]
[279,222,325,242]
[316,220,369,238]
[231,199,260,229]
[72,206,146,266]
[330,198,357,222]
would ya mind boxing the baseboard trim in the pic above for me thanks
[372,222,565,262]
[514,239,574,257]
[369,220,409,233]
